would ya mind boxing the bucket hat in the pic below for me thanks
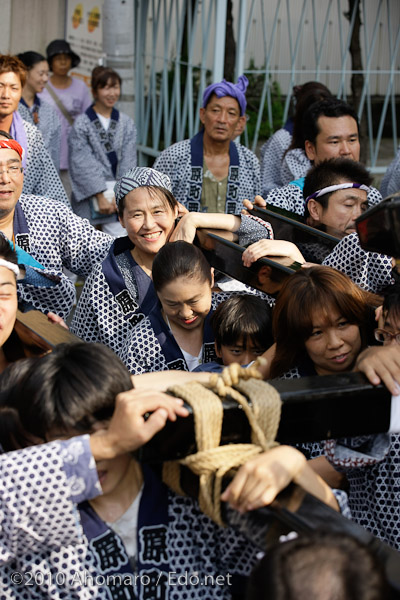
[46,39,80,69]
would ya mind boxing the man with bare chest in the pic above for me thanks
[154,76,260,214]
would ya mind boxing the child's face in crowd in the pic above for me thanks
[304,306,361,375]
[216,336,266,366]
[158,274,212,331]
[120,188,178,257]
[377,308,400,346]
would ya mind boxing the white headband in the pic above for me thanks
[305,182,370,204]
[0,258,19,277]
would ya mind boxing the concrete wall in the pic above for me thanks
[3,0,66,55]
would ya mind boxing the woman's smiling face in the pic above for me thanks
[157,275,213,332]
[304,306,362,375]
[119,187,178,257]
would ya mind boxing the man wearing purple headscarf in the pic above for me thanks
[154,75,260,215]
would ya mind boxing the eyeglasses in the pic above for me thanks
[0,165,23,176]
[374,328,400,344]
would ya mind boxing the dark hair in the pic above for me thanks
[152,241,212,292]
[0,357,38,451]
[0,55,27,86]
[381,282,400,330]
[117,185,178,217]
[269,266,381,378]
[0,130,14,140]
[303,98,359,146]
[0,234,18,268]
[303,158,372,217]
[211,294,273,351]
[0,342,133,450]
[286,82,333,153]
[17,51,46,70]
[91,65,121,95]
[247,531,389,600]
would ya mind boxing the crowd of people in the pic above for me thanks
[0,36,399,600]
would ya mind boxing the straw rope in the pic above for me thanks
[163,361,282,526]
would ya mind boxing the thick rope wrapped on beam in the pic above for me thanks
[163,361,282,526]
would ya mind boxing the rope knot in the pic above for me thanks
[164,363,281,526]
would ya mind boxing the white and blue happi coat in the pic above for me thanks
[0,435,264,600]
[13,194,112,319]
[19,119,68,205]
[153,131,260,214]
[18,98,61,171]
[70,214,274,357]
[68,108,137,225]
[260,127,292,195]
[322,232,393,294]
[279,148,312,189]
[325,433,400,550]
[380,146,400,198]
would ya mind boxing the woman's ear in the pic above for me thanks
[210,267,215,288]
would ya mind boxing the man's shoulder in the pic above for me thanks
[266,181,303,199]
[19,193,70,213]
[158,139,191,157]
[237,143,259,163]
[368,186,382,206]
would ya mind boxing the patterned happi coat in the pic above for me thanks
[279,148,312,188]
[153,133,260,214]
[0,436,259,600]
[68,109,137,225]
[325,432,400,551]
[260,128,292,195]
[20,118,68,205]
[120,289,275,375]
[18,98,61,171]
[13,194,112,319]
[380,146,400,198]
[322,232,393,294]
[70,214,274,357]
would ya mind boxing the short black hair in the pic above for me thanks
[287,82,333,152]
[303,98,359,146]
[152,241,212,292]
[303,158,372,218]
[0,342,133,447]
[381,281,400,329]
[0,130,13,140]
[211,294,273,350]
